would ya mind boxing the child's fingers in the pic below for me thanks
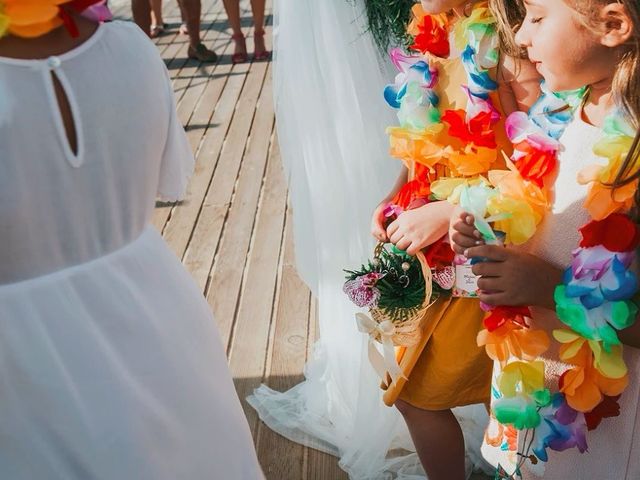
[373,229,387,242]
[386,220,399,238]
[476,276,503,292]
[471,260,503,278]
[464,244,508,262]
[461,212,475,225]
[395,236,411,252]
[450,231,482,252]
[371,220,388,241]
[453,219,481,239]
[406,240,425,256]
[388,224,407,246]
[477,291,508,306]
[451,241,465,255]
[371,204,388,241]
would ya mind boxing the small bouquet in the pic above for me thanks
[343,243,433,385]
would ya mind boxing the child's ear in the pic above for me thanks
[600,2,634,48]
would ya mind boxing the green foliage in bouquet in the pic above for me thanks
[344,245,427,323]
[360,0,415,53]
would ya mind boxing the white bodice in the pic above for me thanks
[0,21,192,285]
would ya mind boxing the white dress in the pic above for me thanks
[0,21,264,480]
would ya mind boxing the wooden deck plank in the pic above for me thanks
[255,203,310,480]
[226,136,287,428]
[150,0,228,232]
[184,63,273,291]
[158,3,266,253]
[152,28,255,243]
[197,60,270,330]
[174,11,228,126]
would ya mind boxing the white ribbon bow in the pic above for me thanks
[356,313,406,385]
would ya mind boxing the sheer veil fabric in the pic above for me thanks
[247,1,490,478]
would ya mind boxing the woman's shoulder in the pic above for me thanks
[100,20,155,51]
[97,20,167,73]
[102,19,147,39]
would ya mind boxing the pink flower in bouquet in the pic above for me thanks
[343,273,385,308]
[433,266,455,290]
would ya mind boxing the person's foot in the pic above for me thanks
[231,33,248,64]
[179,23,189,35]
[150,22,167,38]
[253,29,271,61]
[187,43,218,62]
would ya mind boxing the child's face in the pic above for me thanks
[420,0,468,14]
[515,0,617,92]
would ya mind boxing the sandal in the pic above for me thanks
[187,43,218,63]
[150,22,168,38]
[231,33,248,64]
[253,29,271,61]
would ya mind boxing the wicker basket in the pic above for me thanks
[367,243,433,348]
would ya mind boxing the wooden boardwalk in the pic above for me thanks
[109,0,347,478]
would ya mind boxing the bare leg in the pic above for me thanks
[179,0,189,34]
[222,0,247,62]
[178,0,218,61]
[131,0,151,36]
[222,0,243,36]
[149,0,165,37]
[150,0,164,26]
[178,0,201,48]
[249,0,266,54]
[396,400,466,480]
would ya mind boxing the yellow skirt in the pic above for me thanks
[398,295,492,410]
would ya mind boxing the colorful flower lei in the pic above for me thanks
[434,83,640,477]
[383,1,503,283]
[0,0,110,40]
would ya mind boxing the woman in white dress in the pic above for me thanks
[0,9,263,479]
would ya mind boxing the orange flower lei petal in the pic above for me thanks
[2,0,67,38]
[478,321,550,366]
[560,365,628,412]
[387,126,449,172]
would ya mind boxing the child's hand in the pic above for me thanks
[386,201,454,256]
[449,210,484,254]
[464,244,563,310]
[371,202,389,242]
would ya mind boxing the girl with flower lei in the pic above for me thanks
[369,1,539,478]
[449,0,640,478]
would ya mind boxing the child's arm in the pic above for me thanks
[497,54,541,115]
[371,167,408,241]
